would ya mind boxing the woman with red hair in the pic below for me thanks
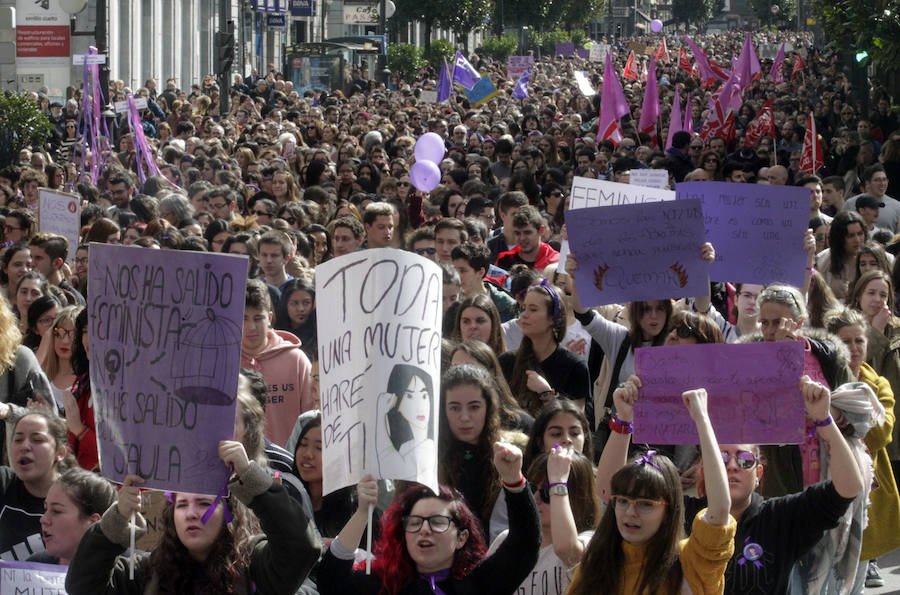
[317,442,541,595]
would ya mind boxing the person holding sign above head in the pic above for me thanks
[0,409,72,561]
[316,441,541,595]
[30,467,115,565]
[65,440,322,595]
[569,387,736,595]
[240,280,313,447]
[498,280,591,417]
[598,374,861,595]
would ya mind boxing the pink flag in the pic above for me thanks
[683,34,726,86]
[734,33,761,88]
[598,51,630,145]
[638,57,659,147]
[665,84,683,150]
[683,91,693,136]
[771,42,786,84]
[640,60,648,83]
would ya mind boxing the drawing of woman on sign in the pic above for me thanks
[376,364,437,482]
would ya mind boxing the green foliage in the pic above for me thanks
[0,92,52,169]
[672,0,725,24]
[387,44,425,83]
[502,0,606,29]
[480,35,520,63]
[747,0,796,25]
[423,38,455,70]
[813,0,900,74]
[391,0,491,50]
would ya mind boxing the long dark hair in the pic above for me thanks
[828,210,866,275]
[148,493,257,595]
[452,294,506,355]
[570,453,685,595]
[626,300,673,349]
[508,283,567,415]
[385,364,435,451]
[71,307,89,376]
[438,364,502,525]
[522,399,593,470]
[371,483,487,595]
[449,340,529,431]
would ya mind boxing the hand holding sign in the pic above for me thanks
[117,475,144,518]
[218,440,250,476]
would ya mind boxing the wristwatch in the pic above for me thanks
[549,484,569,497]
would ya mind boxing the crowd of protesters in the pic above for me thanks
[0,26,898,595]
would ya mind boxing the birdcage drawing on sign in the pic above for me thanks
[170,308,242,406]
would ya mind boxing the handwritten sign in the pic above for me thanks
[114,97,148,113]
[566,200,708,306]
[676,182,809,286]
[569,177,674,210]
[589,42,609,62]
[316,248,442,496]
[38,188,80,260]
[573,71,596,97]
[88,244,247,495]
[629,169,670,189]
[555,42,575,57]
[633,342,806,444]
[0,560,68,594]
[73,53,106,65]
[507,55,534,79]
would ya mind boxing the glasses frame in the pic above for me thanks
[720,449,757,470]
[402,514,455,534]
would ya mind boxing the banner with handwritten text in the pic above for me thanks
[0,560,68,594]
[316,248,442,496]
[569,177,674,210]
[566,200,708,306]
[633,342,806,444]
[39,188,80,260]
[676,182,809,286]
[88,244,247,494]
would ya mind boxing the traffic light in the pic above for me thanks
[214,31,235,76]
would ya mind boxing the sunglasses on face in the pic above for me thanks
[530,482,557,503]
[721,449,758,469]
[414,247,437,256]
[674,323,698,340]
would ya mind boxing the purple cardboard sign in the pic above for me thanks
[555,42,575,57]
[566,199,708,306]
[88,244,248,495]
[576,48,591,60]
[633,342,806,445]
[676,182,809,286]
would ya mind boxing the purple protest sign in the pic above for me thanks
[566,199,708,306]
[576,48,591,60]
[633,342,806,445]
[676,182,809,286]
[555,42,575,57]
[88,244,248,495]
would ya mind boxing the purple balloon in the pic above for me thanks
[410,160,441,192]
[414,132,446,164]
[650,19,663,33]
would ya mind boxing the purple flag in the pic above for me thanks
[512,70,530,99]
[665,84,683,150]
[714,69,744,113]
[683,91,693,135]
[453,51,481,90]
[436,59,451,102]
[638,56,659,144]
[683,34,724,85]
[598,51,630,144]
[735,33,761,88]
[770,42,786,84]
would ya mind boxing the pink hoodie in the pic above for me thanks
[241,329,313,447]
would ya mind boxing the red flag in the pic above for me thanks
[799,113,822,175]
[623,51,639,81]
[709,60,732,82]
[791,53,804,81]
[744,98,775,147]
[699,94,736,143]
[679,47,692,75]
[654,38,670,64]
[640,60,648,83]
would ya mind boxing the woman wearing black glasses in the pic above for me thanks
[317,435,541,595]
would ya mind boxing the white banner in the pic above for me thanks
[629,169,670,190]
[0,560,68,594]
[573,71,596,97]
[316,248,442,495]
[38,188,81,260]
[569,176,674,210]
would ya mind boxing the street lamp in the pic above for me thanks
[61,0,109,105]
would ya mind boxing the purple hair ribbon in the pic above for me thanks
[635,450,662,472]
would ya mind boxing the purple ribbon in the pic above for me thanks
[127,94,163,185]
[537,278,561,322]
[419,569,450,595]
[163,473,233,527]
[737,537,764,569]
[635,450,662,472]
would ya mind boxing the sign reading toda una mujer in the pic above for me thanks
[316,248,442,496]
[88,244,247,495]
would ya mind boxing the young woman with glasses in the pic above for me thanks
[595,371,862,595]
[36,306,81,414]
[317,436,540,595]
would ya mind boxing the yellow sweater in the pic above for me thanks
[566,510,736,595]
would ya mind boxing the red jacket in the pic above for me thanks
[495,242,559,272]
[68,373,98,471]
